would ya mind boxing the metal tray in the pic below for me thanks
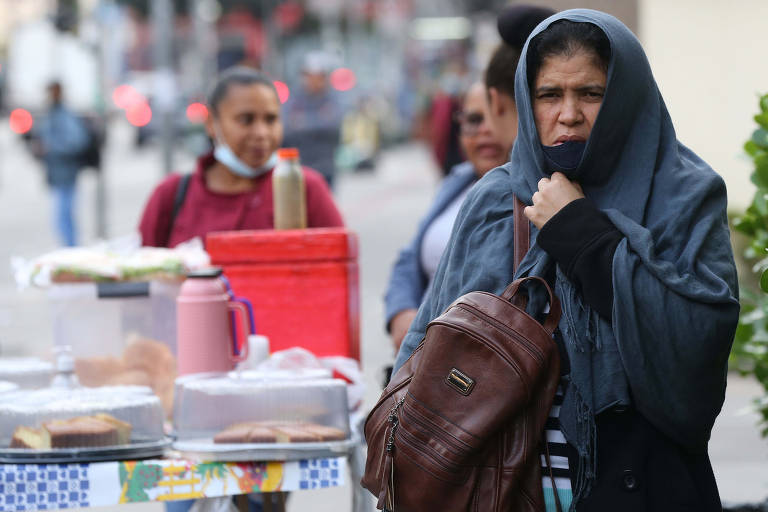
[172,437,356,461]
[0,438,172,463]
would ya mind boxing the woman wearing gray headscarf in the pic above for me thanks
[393,9,739,511]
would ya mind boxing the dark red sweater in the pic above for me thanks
[139,153,344,248]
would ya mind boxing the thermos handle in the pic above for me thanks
[233,296,256,334]
[227,301,251,363]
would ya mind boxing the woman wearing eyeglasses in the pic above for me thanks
[383,81,511,353]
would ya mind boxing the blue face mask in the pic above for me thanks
[541,140,587,180]
[213,143,277,178]
[211,122,277,178]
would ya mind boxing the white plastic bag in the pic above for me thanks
[255,347,366,411]
[320,356,365,412]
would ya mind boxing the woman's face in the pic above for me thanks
[532,49,606,146]
[458,83,508,177]
[206,83,283,168]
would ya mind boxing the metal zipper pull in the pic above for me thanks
[382,396,405,511]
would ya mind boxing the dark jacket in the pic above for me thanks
[541,198,721,511]
[574,408,720,511]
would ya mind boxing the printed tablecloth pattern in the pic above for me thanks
[0,457,346,511]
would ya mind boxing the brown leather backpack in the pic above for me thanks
[362,198,562,511]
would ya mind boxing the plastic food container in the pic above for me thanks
[0,385,168,462]
[49,281,180,357]
[0,358,54,389]
[0,381,19,393]
[172,371,351,460]
[49,282,179,416]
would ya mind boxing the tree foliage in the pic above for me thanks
[731,92,768,437]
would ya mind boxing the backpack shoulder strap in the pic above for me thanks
[513,197,529,273]
[166,173,192,246]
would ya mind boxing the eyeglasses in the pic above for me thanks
[454,110,486,135]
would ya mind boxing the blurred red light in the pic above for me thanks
[273,81,290,104]
[126,102,152,127]
[9,109,33,134]
[330,68,356,92]
[113,85,144,110]
[186,102,208,123]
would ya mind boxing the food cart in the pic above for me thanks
[4,229,367,512]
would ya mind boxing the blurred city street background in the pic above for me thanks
[0,0,767,510]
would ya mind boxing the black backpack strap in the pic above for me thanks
[166,173,191,246]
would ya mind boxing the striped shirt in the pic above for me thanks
[542,386,573,511]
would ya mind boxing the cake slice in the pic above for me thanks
[10,426,51,449]
[92,413,132,445]
[213,422,278,444]
[245,425,278,443]
[213,424,253,444]
[44,417,118,448]
[299,424,347,441]
[270,424,321,443]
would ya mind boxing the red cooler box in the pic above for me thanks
[207,228,360,361]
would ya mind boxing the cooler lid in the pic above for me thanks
[206,228,358,264]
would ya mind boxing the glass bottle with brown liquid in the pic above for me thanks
[272,147,307,230]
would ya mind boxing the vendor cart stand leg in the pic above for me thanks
[351,413,373,512]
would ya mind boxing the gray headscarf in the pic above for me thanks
[394,9,739,506]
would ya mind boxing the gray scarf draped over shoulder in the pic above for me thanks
[393,8,739,507]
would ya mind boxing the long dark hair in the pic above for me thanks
[526,20,611,91]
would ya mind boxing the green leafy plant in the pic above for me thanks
[731,92,768,437]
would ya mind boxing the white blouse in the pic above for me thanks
[420,184,473,288]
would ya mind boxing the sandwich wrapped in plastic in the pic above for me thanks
[13,235,209,288]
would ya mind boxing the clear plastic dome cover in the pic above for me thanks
[0,386,164,450]
[173,371,349,444]
[0,358,54,389]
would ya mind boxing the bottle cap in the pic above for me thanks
[186,267,223,279]
[54,346,75,373]
[277,148,300,159]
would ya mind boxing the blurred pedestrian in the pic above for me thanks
[139,66,343,249]
[384,82,511,352]
[282,51,344,189]
[384,4,554,368]
[394,10,738,511]
[428,60,470,176]
[35,81,90,246]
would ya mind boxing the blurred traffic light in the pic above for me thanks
[186,102,208,123]
[273,81,290,104]
[112,85,145,110]
[126,102,152,127]
[9,109,34,134]
[330,68,356,92]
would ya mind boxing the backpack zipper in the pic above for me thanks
[381,395,405,512]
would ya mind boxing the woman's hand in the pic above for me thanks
[524,172,585,229]
[390,309,418,352]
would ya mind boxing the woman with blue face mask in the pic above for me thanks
[139,66,344,248]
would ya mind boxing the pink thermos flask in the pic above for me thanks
[176,268,252,375]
